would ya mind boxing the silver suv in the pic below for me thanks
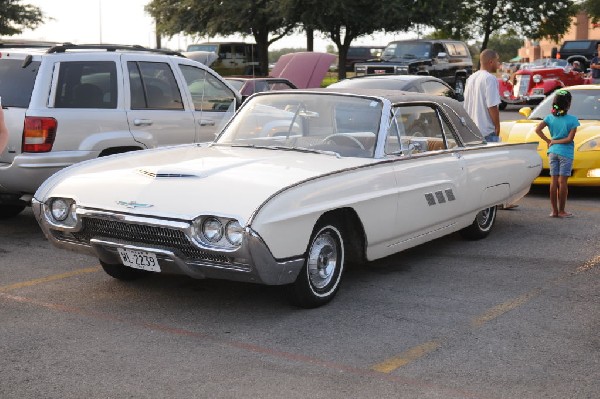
[0,44,241,218]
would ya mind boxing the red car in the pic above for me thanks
[497,58,590,109]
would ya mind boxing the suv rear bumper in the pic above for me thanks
[0,150,99,195]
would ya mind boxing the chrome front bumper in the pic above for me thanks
[32,199,304,286]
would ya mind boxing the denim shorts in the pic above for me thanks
[549,153,573,176]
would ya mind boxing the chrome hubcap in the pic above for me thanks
[307,232,338,289]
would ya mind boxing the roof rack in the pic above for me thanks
[0,42,57,49]
[45,43,185,57]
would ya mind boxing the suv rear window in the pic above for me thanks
[54,61,118,109]
[0,59,40,107]
[561,41,594,50]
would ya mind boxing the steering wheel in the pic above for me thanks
[322,134,365,150]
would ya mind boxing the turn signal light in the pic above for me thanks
[23,116,57,152]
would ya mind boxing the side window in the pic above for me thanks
[421,81,454,98]
[179,65,236,112]
[433,43,445,57]
[127,61,183,110]
[385,105,447,155]
[54,61,117,109]
[452,43,469,56]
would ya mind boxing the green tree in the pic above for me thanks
[145,0,297,75]
[286,0,433,79]
[0,0,43,36]
[581,0,600,22]
[487,33,524,63]
[431,0,578,53]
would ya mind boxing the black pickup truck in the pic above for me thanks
[353,39,473,94]
[556,40,599,69]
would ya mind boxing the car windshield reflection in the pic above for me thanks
[215,93,382,158]
[530,89,600,120]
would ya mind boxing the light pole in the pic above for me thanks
[98,0,103,43]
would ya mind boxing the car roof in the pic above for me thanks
[328,75,449,90]
[256,87,449,104]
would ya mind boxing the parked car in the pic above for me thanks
[344,46,384,69]
[0,43,241,218]
[184,42,260,75]
[353,39,473,94]
[498,58,590,110]
[328,74,464,101]
[556,39,600,70]
[33,89,541,308]
[500,85,600,186]
[225,77,297,98]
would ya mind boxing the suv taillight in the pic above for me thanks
[23,117,57,152]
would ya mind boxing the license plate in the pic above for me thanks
[374,69,387,74]
[117,248,161,272]
[532,88,544,95]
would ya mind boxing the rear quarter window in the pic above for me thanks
[53,61,118,109]
[0,59,40,107]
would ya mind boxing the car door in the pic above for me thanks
[177,62,238,143]
[384,103,466,244]
[122,54,196,148]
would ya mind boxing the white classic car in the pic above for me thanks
[33,89,542,308]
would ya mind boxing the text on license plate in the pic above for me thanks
[117,248,161,272]
[532,88,544,95]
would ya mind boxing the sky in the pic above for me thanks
[13,0,416,52]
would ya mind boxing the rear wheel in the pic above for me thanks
[459,206,497,240]
[0,204,26,219]
[286,219,346,308]
[100,260,149,281]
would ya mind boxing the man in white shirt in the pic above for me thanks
[463,49,501,142]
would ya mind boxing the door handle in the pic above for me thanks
[133,119,153,126]
[199,119,216,126]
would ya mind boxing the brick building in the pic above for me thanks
[517,12,600,62]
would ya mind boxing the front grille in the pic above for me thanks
[514,75,530,97]
[67,217,233,264]
[366,66,397,74]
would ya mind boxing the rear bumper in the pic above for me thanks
[0,150,98,195]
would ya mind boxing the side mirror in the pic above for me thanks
[519,107,532,118]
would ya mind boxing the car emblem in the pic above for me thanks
[116,200,154,209]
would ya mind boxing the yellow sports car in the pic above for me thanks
[500,85,600,186]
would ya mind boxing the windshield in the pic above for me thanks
[215,93,383,158]
[530,89,600,121]
[382,42,431,60]
[523,58,568,69]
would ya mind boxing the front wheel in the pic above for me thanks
[499,101,507,110]
[459,206,497,240]
[286,220,346,308]
[100,260,149,281]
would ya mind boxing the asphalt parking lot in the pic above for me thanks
[1,183,599,399]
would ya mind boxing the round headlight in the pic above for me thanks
[50,198,70,221]
[501,73,510,82]
[532,74,542,83]
[225,221,244,246]
[202,218,223,242]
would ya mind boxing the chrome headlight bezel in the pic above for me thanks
[44,197,78,228]
[202,217,224,243]
[192,216,245,249]
[532,74,542,83]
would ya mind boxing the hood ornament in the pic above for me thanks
[116,200,154,209]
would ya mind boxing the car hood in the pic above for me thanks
[501,119,600,149]
[35,145,373,224]
[270,52,336,89]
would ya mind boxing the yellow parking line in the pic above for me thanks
[471,288,542,328]
[371,340,442,373]
[0,266,101,292]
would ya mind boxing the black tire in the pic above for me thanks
[0,204,26,219]
[100,260,148,281]
[459,206,497,240]
[499,101,507,110]
[454,77,465,95]
[286,218,346,308]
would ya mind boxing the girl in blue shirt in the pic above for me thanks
[534,89,580,218]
